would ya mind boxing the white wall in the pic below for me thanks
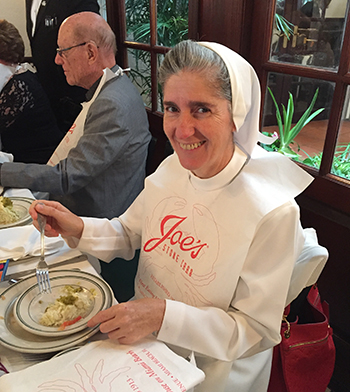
[326,0,348,18]
[0,0,31,56]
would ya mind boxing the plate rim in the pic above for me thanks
[0,197,34,229]
[14,274,108,337]
[0,269,114,353]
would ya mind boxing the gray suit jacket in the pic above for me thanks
[1,71,151,219]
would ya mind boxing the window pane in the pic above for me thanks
[97,0,107,20]
[157,0,189,46]
[332,86,350,180]
[271,0,348,70]
[261,72,334,167]
[125,0,150,44]
[127,49,151,108]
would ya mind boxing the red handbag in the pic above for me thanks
[268,285,336,392]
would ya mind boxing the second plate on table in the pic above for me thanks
[13,270,113,337]
[0,197,33,229]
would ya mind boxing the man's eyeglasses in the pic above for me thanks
[56,42,88,57]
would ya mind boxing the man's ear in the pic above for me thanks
[87,43,98,62]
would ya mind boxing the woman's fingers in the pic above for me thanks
[87,299,166,345]
[29,200,84,238]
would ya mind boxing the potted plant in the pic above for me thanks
[261,87,325,159]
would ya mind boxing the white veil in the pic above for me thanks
[198,42,275,159]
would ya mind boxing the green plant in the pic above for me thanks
[275,14,294,40]
[263,87,325,159]
[302,144,350,180]
[125,0,189,106]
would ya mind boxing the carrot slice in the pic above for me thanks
[58,316,82,331]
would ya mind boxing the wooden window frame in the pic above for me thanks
[250,0,350,216]
[106,0,350,216]
[105,0,200,172]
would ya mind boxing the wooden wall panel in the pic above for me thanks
[196,0,253,58]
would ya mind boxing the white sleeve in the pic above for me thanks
[67,190,145,262]
[157,201,304,362]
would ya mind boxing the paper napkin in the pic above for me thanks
[0,225,64,260]
[0,338,205,392]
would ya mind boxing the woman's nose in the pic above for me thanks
[175,113,195,139]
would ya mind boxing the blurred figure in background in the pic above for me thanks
[0,19,62,164]
[25,0,100,132]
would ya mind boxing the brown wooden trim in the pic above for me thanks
[337,9,350,77]
[319,82,347,175]
[146,110,170,174]
[297,193,350,229]
[150,0,157,47]
[150,0,157,111]
[262,61,342,82]
[302,175,350,215]
[188,0,200,40]
[196,0,251,53]
[249,0,275,71]
[106,0,127,67]
[123,41,170,54]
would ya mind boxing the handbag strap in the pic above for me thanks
[307,284,330,319]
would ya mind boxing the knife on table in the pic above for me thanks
[4,254,88,281]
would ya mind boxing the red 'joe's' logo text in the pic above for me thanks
[143,215,208,259]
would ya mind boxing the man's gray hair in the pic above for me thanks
[158,40,231,103]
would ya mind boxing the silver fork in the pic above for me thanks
[36,211,51,293]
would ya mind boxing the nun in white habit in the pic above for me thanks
[30,40,318,392]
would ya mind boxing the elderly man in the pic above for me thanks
[0,12,151,220]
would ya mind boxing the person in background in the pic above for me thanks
[25,0,100,132]
[1,12,151,302]
[0,11,150,219]
[0,19,62,164]
[29,40,316,391]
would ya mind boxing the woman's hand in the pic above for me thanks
[29,200,84,239]
[87,298,166,345]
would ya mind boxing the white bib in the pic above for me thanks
[47,68,120,167]
[0,63,18,93]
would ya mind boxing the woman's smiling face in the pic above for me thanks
[163,70,235,179]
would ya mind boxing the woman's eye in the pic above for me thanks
[198,107,210,113]
[165,106,178,113]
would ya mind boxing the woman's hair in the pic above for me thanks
[0,19,25,64]
[158,40,232,103]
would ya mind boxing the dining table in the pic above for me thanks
[0,188,205,392]
[0,188,107,375]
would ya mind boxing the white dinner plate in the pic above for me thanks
[0,270,113,353]
[0,197,33,229]
[14,273,111,337]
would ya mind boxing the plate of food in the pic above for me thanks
[0,270,113,353]
[13,271,112,337]
[0,197,33,229]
